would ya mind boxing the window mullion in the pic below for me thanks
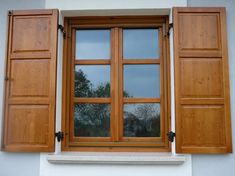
[110,27,120,142]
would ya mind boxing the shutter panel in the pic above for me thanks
[173,7,232,153]
[2,9,58,152]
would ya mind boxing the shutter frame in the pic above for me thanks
[2,9,58,152]
[173,7,232,154]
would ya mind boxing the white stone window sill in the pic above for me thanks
[47,152,186,165]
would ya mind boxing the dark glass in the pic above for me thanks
[74,65,110,97]
[124,65,160,98]
[76,29,110,59]
[123,29,159,59]
[124,103,160,137]
[74,103,111,137]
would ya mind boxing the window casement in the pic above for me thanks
[62,16,171,152]
[2,8,232,154]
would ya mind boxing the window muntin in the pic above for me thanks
[64,16,170,151]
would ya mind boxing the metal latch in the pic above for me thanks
[167,131,175,142]
[55,131,64,142]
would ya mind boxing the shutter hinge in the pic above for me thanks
[167,131,175,142]
[58,24,66,38]
[4,77,9,81]
[8,10,13,16]
[166,23,173,37]
[55,131,64,142]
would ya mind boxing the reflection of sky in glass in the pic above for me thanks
[123,29,159,59]
[75,65,110,89]
[124,65,160,98]
[76,30,110,59]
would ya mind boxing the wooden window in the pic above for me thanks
[62,16,170,152]
[2,9,58,152]
[173,7,232,153]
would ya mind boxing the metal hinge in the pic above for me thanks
[167,131,175,142]
[166,23,173,37]
[55,131,64,142]
[8,10,13,16]
[58,24,66,38]
[4,77,9,81]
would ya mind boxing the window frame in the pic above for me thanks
[62,16,171,152]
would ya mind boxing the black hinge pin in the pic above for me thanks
[167,131,175,142]
[5,77,9,81]
[166,23,173,37]
[58,24,66,38]
[55,131,64,142]
[8,10,13,16]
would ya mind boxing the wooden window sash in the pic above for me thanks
[62,16,170,152]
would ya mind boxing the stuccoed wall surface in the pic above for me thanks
[0,1,45,176]
[188,0,235,176]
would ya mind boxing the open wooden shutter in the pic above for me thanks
[2,9,58,152]
[173,7,232,153]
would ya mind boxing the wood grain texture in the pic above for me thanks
[10,60,50,97]
[173,7,232,154]
[2,9,58,152]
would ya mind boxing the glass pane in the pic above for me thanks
[74,103,111,137]
[124,65,160,98]
[76,29,110,59]
[124,103,160,137]
[123,29,159,59]
[75,65,110,97]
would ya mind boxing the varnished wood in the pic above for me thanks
[180,58,223,98]
[123,98,160,103]
[181,105,226,146]
[62,18,71,151]
[63,146,170,153]
[62,16,170,151]
[173,7,232,154]
[68,140,165,147]
[163,20,170,147]
[180,98,224,105]
[73,98,111,103]
[118,28,124,142]
[67,16,167,26]
[71,137,111,143]
[112,27,120,142]
[7,105,49,145]
[69,29,77,142]
[75,60,110,65]
[122,59,160,64]
[2,9,58,152]
[10,60,50,97]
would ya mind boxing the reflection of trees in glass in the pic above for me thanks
[74,69,110,97]
[74,69,111,137]
[74,69,159,137]
[124,104,160,137]
[74,104,110,137]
